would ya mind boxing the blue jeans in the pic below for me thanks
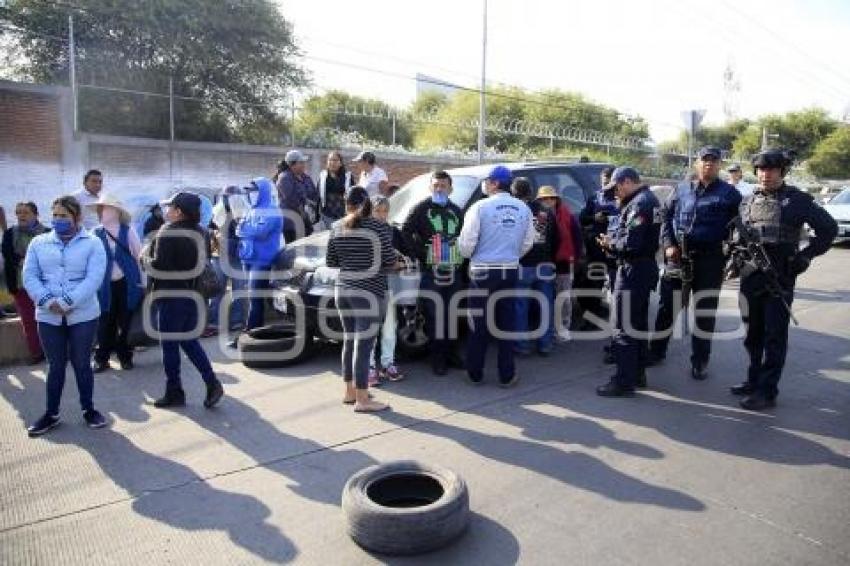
[336,289,384,389]
[246,265,271,331]
[38,318,99,415]
[157,298,216,390]
[466,268,519,383]
[514,264,556,353]
[208,256,247,330]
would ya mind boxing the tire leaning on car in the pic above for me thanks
[237,323,315,368]
[342,460,470,555]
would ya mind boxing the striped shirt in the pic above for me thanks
[326,217,396,297]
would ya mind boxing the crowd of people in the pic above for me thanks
[1,145,837,437]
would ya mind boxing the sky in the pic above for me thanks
[278,0,850,143]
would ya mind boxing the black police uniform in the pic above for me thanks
[598,185,660,395]
[734,167,837,409]
[577,188,619,325]
[651,177,741,377]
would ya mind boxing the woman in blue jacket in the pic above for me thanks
[23,195,108,437]
[237,177,283,330]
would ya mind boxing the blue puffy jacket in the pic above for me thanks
[23,229,107,325]
[236,177,283,267]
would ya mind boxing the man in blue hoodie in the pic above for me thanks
[236,178,283,331]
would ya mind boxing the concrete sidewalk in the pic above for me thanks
[1,249,848,565]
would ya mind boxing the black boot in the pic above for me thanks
[636,370,648,389]
[204,378,224,409]
[739,392,776,411]
[691,360,708,381]
[154,387,186,408]
[596,379,635,398]
[730,382,756,396]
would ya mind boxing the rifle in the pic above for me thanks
[726,216,798,325]
[679,232,694,335]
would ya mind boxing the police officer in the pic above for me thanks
[595,167,660,397]
[732,150,837,411]
[458,165,535,387]
[577,167,619,332]
[649,146,742,379]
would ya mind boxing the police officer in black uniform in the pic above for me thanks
[732,150,837,411]
[649,146,742,379]
[595,167,660,397]
[578,166,619,332]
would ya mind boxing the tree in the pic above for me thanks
[661,119,751,155]
[1,0,308,142]
[412,86,650,153]
[733,108,838,160]
[807,127,850,178]
[294,90,412,147]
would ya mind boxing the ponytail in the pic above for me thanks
[343,186,372,230]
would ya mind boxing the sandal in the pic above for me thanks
[354,400,390,413]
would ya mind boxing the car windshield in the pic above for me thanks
[388,174,482,225]
[829,188,850,204]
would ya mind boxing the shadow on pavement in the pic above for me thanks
[46,428,298,563]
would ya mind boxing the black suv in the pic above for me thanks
[267,161,610,364]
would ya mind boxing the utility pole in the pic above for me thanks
[168,76,175,142]
[477,0,488,164]
[68,15,78,133]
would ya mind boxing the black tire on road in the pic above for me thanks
[238,324,315,369]
[342,460,469,556]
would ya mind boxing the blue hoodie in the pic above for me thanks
[236,177,283,267]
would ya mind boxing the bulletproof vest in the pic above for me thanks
[745,190,799,245]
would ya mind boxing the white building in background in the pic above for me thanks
[415,73,461,99]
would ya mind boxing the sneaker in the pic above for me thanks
[367,367,381,387]
[83,409,107,429]
[153,388,186,408]
[382,364,405,382]
[120,359,134,371]
[92,360,110,374]
[27,413,60,437]
[204,379,224,409]
[499,375,520,389]
[556,329,572,343]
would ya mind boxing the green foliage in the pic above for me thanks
[808,127,850,178]
[294,90,412,147]
[412,86,650,153]
[732,108,838,159]
[1,0,307,142]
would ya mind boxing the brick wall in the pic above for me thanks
[0,88,61,162]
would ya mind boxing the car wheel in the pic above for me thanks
[238,323,315,368]
[342,460,469,555]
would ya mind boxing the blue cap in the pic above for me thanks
[698,146,721,160]
[604,166,640,189]
[484,165,513,185]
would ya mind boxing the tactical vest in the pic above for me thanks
[745,189,799,246]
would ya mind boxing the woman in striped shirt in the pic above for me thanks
[326,187,397,412]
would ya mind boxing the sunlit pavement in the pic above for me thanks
[1,247,848,565]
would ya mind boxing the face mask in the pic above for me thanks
[52,218,75,236]
[431,192,449,206]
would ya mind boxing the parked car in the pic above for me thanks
[823,187,850,243]
[266,161,612,364]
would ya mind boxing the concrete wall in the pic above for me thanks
[1,80,474,224]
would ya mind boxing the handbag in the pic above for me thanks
[195,261,224,299]
[127,302,158,347]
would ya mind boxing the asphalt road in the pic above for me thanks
[1,247,848,565]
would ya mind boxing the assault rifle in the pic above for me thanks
[726,216,798,325]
